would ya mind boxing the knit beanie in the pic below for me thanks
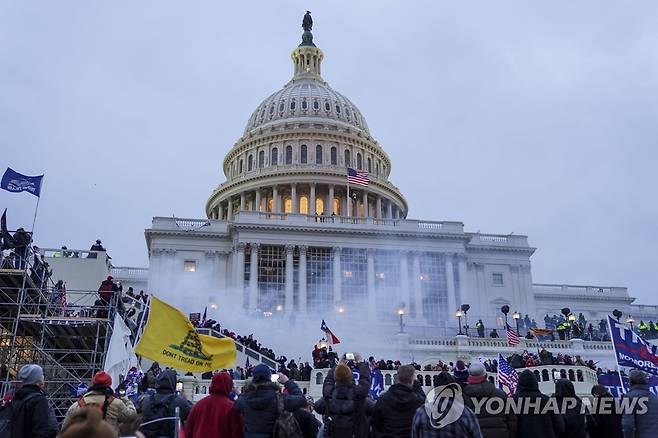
[91,371,112,389]
[17,364,44,386]
[467,362,487,384]
[59,408,117,438]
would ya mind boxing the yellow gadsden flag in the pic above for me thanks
[135,296,236,371]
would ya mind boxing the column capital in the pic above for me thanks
[456,253,468,263]
[332,246,341,256]
[204,250,219,258]
[249,242,260,250]
[411,250,423,258]
[299,245,308,255]
[366,248,376,257]
[234,242,246,252]
[285,244,295,254]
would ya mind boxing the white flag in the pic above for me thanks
[104,315,139,388]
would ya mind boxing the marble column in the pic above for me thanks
[456,254,467,307]
[272,186,279,213]
[240,193,245,211]
[299,246,307,315]
[367,249,376,320]
[291,184,298,214]
[235,243,245,295]
[345,190,351,217]
[285,245,294,314]
[227,198,234,221]
[332,247,341,304]
[249,244,258,310]
[218,204,224,220]
[399,251,410,309]
[376,196,382,219]
[310,184,316,215]
[445,254,457,321]
[386,200,393,219]
[255,189,262,212]
[412,251,423,321]
[328,185,334,215]
[364,192,369,218]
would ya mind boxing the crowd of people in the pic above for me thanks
[4,354,658,438]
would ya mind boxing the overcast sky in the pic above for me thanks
[1,1,657,303]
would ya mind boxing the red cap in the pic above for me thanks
[92,371,112,388]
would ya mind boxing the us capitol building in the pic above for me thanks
[142,17,658,339]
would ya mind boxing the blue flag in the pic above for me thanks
[608,315,658,376]
[1,168,44,197]
[598,372,658,397]
[369,368,384,400]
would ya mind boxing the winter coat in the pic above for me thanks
[553,380,585,438]
[62,385,136,431]
[314,362,371,438]
[511,371,564,438]
[234,379,306,438]
[371,382,425,438]
[463,380,517,438]
[6,385,58,438]
[586,394,622,438]
[140,370,192,429]
[411,404,482,438]
[293,408,321,438]
[185,373,243,438]
[98,279,118,302]
[621,383,658,438]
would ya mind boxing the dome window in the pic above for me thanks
[316,145,323,164]
[313,100,319,110]
[269,105,275,115]
[239,159,243,173]
[367,158,372,173]
[302,99,308,110]
[344,150,351,167]
[285,145,292,165]
[330,147,337,165]
[300,145,308,164]
[290,100,296,110]
[258,151,265,168]
[271,148,278,166]
[325,102,331,112]
[357,153,362,170]
[248,155,253,171]
[335,105,341,114]
[345,108,351,117]
[279,102,285,112]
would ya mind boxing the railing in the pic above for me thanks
[195,328,278,369]
[110,266,149,280]
[533,283,628,297]
[467,233,530,247]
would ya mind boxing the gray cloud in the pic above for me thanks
[1,1,656,303]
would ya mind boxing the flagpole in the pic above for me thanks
[30,176,44,236]
[606,315,627,395]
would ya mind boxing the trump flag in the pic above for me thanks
[135,296,236,371]
[1,168,43,197]
[608,315,658,376]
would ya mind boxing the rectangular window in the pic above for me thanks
[492,272,504,286]
[258,245,285,312]
[374,250,401,321]
[183,260,196,272]
[419,253,448,325]
[307,247,333,314]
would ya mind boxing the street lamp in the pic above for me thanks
[512,311,521,335]
[501,305,510,327]
[398,307,405,333]
[626,316,635,331]
[461,304,470,336]
[612,309,623,321]
[455,309,464,335]
[337,306,345,314]
[317,338,328,350]
[568,314,576,322]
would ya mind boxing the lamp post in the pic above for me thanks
[512,311,521,335]
[501,305,510,328]
[461,304,470,336]
[613,309,623,321]
[455,309,464,335]
[626,316,635,331]
[398,307,405,333]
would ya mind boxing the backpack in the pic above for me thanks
[141,393,176,438]
[78,394,115,419]
[273,392,302,438]
[0,393,40,438]
[324,388,356,438]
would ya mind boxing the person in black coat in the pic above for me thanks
[586,385,622,438]
[314,354,371,438]
[8,364,58,438]
[553,379,585,438]
[512,370,564,438]
[371,364,425,438]
[235,364,307,438]
[292,397,321,438]
[139,369,192,437]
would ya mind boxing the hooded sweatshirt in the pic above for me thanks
[185,373,244,438]
[553,380,585,438]
[463,380,516,438]
[371,382,425,438]
[140,369,192,432]
[511,370,564,438]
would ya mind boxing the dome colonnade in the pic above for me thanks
[206,22,408,222]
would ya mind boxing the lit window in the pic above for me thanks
[316,198,324,214]
[344,271,353,278]
[300,196,309,214]
[184,261,196,272]
[492,272,504,286]
[376,272,385,279]
[284,197,292,213]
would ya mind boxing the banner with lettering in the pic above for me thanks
[598,373,658,397]
[608,315,658,376]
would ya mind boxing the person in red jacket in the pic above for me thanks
[185,372,244,438]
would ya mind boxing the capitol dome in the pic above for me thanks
[206,17,407,222]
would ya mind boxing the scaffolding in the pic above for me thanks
[0,246,117,420]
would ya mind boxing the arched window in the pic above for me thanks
[258,151,265,168]
[367,157,372,173]
[248,155,253,171]
[239,159,243,174]
[376,162,380,176]
[325,101,330,111]
[357,153,362,170]
[300,145,307,164]
[271,148,278,166]
[313,100,319,110]
[344,150,351,167]
[333,198,340,215]
[284,197,292,213]
[331,147,337,165]
[316,198,324,214]
[315,145,323,164]
[290,100,296,110]
[300,196,309,214]
[302,99,308,110]
[285,145,292,165]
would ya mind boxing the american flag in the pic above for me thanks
[347,167,369,186]
[506,322,520,346]
[497,353,519,396]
